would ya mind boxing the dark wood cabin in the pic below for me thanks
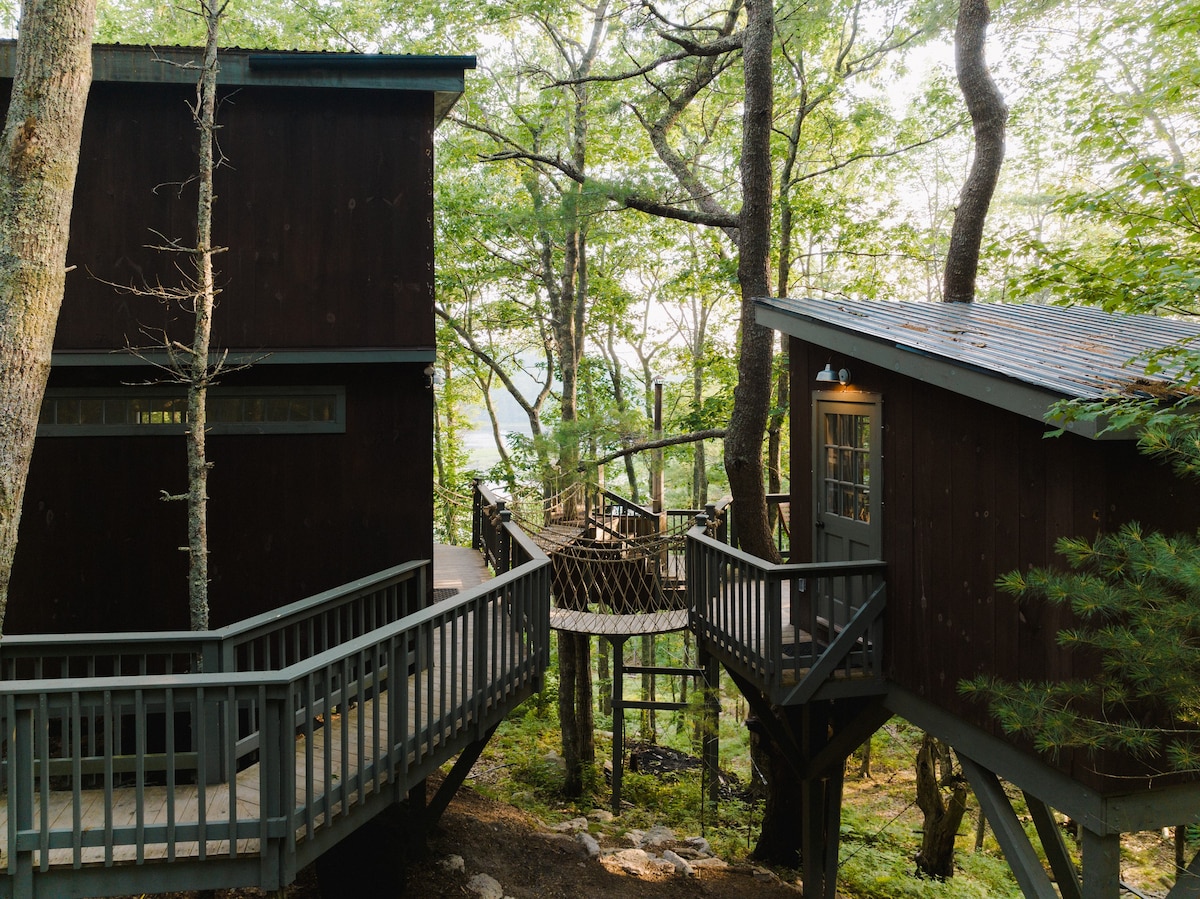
[752,296,1200,897]
[3,44,475,634]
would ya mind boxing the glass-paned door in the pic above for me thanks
[813,394,882,564]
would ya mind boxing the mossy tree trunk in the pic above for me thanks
[915,733,968,880]
[0,0,97,635]
[943,0,1007,303]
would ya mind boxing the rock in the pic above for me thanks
[588,808,615,823]
[543,750,566,771]
[662,849,695,876]
[466,872,505,899]
[438,854,466,873]
[642,825,677,848]
[752,866,781,883]
[684,835,712,856]
[623,828,645,848]
[551,816,589,833]
[577,832,601,858]
[690,856,730,870]
[600,848,675,877]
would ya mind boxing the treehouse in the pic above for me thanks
[690,297,1200,898]
[4,43,475,633]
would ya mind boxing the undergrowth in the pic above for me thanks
[453,645,1182,898]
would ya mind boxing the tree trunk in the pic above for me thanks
[0,0,97,635]
[559,630,595,797]
[724,0,781,564]
[747,715,802,867]
[185,0,222,634]
[558,631,583,795]
[914,733,968,880]
[943,0,1008,303]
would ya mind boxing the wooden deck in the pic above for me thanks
[1,665,505,868]
[434,542,493,594]
[1,544,547,897]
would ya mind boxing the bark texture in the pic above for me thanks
[943,0,1007,303]
[914,733,969,880]
[0,0,98,634]
[747,716,803,866]
[551,2,607,797]
[185,0,222,633]
[724,0,781,564]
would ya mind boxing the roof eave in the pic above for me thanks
[755,303,1116,440]
[0,43,475,122]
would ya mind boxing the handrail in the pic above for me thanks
[686,521,885,705]
[600,490,655,520]
[472,478,548,574]
[687,526,886,578]
[0,561,428,680]
[0,540,551,895]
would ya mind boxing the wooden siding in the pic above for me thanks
[2,55,443,635]
[789,336,1200,790]
[7,363,433,634]
[38,79,435,352]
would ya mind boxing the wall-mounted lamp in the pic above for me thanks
[815,363,851,386]
[423,364,444,388]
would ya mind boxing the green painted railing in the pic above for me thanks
[1,507,550,899]
[686,513,886,707]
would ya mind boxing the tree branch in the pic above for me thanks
[584,429,726,468]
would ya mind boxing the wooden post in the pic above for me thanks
[702,648,721,811]
[610,635,627,815]
[1081,829,1121,899]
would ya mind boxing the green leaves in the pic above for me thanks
[964,516,1200,773]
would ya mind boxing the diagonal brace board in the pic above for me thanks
[958,754,1060,899]
[425,724,500,827]
[1023,791,1082,899]
[1167,849,1200,899]
[780,583,885,707]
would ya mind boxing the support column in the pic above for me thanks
[701,648,721,811]
[610,636,628,815]
[800,764,845,899]
[1081,828,1122,899]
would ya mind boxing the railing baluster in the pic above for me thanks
[71,690,83,868]
[0,518,553,897]
[135,688,146,864]
[13,703,33,893]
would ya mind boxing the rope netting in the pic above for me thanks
[479,481,699,635]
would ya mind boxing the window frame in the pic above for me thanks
[37,385,347,437]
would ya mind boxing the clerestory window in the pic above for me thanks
[37,386,346,436]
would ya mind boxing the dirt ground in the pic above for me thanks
[143,780,806,899]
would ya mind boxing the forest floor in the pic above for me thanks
[135,716,1183,899]
[141,776,811,899]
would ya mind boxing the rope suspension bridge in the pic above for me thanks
[458,478,705,637]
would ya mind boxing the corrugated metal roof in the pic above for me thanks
[755,297,1200,401]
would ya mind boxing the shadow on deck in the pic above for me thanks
[1,524,548,898]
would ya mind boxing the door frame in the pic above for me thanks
[811,390,883,563]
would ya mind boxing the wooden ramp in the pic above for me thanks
[434,542,493,595]
[0,546,547,898]
[2,657,510,869]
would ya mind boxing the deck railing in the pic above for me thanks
[687,514,886,706]
[1,536,550,897]
[0,562,429,784]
